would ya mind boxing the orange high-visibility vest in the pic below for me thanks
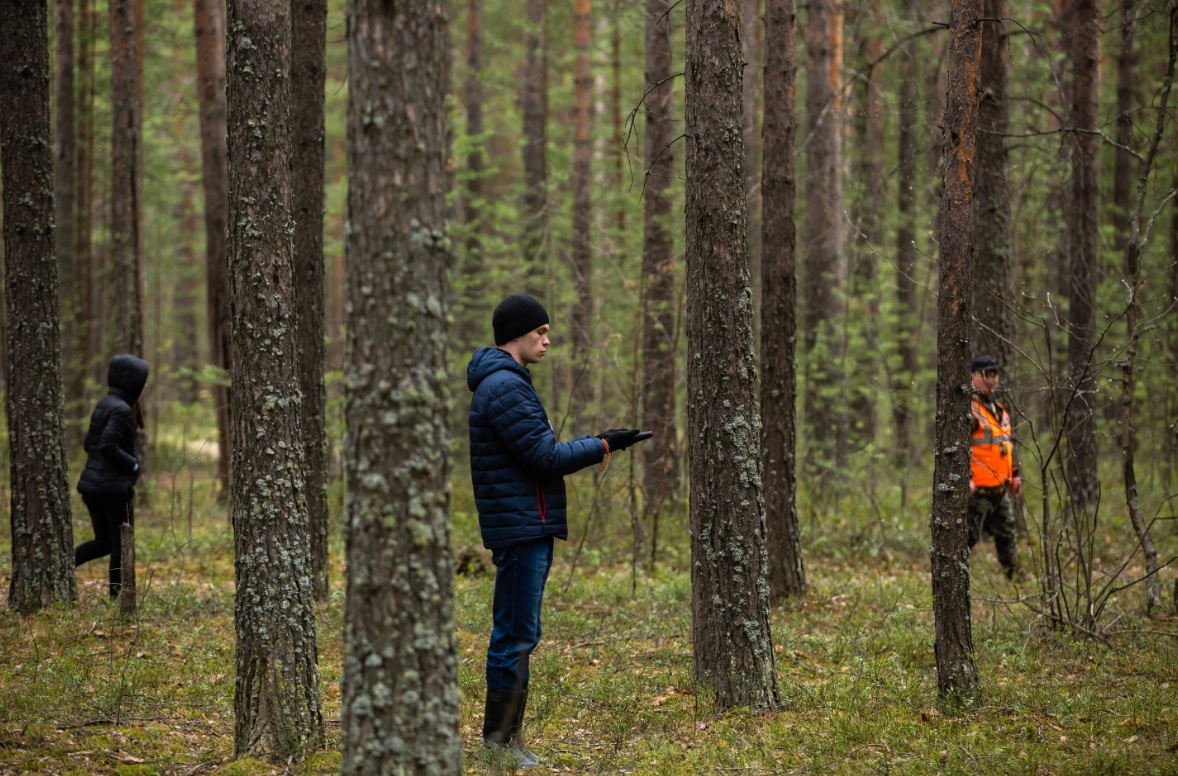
[970,396,1013,488]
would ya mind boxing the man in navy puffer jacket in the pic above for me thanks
[468,294,650,767]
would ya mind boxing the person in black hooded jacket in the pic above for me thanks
[75,354,149,597]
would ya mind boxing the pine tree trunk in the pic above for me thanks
[640,0,680,553]
[801,0,847,477]
[194,0,231,496]
[973,0,1015,379]
[1119,10,1174,616]
[570,0,594,427]
[762,0,806,602]
[1112,0,1137,249]
[109,0,143,356]
[1064,0,1100,518]
[174,146,200,404]
[1,0,78,614]
[686,0,780,713]
[521,0,548,296]
[930,0,981,703]
[291,0,329,603]
[848,0,883,449]
[340,1,460,771]
[892,0,920,469]
[75,0,97,402]
[55,0,80,421]
[744,0,762,336]
[226,0,324,758]
[464,0,484,270]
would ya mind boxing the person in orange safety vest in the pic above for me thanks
[968,354,1022,579]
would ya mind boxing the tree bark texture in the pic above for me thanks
[174,146,200,403]
[744,0,762,331]
[641,0,680,541]
[972,0,1016,390]
[521,0,548,293]
[194,0,231,496]
[686,0,780,713]
[1112,0,1137,248]
[464,0,484,270]
[1,0,78,614]
[1064,0,1100,518]
[892,0,920,467]
[340,1,460,772]
[1119,6,1174,616]
[801,0,847,474]
[75,0,97,400]
[930,0,981,703]
[109,0,144,356]
[847,0,883,446]
[570,0,594,427]
[55,0,80,415]
[761,0,806,602]
[226,0,324,758]
[291,0,329,603]
[117,522,136,616]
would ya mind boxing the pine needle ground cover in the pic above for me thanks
[1,496,1175,774]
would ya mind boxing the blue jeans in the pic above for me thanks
[486,537,554,691]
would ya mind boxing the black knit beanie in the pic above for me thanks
[493,294,549,345]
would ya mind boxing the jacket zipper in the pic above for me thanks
[535,480,547,523]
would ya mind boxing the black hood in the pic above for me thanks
[107,354,150,402]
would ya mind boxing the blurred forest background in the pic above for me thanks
[2,0,1178,771]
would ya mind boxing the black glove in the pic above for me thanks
[597,428,653,453]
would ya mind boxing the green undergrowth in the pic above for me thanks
[2,493,1176,774]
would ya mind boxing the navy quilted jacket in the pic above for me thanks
[467,347,605,549]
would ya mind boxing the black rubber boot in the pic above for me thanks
[482,689,538,768]
[511,689,540,767]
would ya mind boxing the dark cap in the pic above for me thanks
[493,294,549,346]
[971,354,999,373]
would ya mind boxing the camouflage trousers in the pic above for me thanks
[968,487,1019,577]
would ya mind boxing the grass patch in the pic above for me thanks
[1,447,1176,773]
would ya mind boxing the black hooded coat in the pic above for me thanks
[77,354,149,496]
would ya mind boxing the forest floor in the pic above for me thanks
[1,477,1176,775]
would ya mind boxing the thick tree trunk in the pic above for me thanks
[75,0,97,402]
[194,0,231,496]
[744,0,763,335]
[686,0,780,713]
[521,0,547,295]
[1112,0,1137,249]
[640,0,680,554]
[1119,9,1174,616]
[174,146,200,404]
[801,0,847,477]
[55,0,80,420]
[1064,0,1100,518]
[226,0,324,758]
[109,0,143,356]
[291,0,329,603]
[762,0,806,602]
[930,0,981,703]
[570,0,594,427]
[340,1,460,772]
[848,0,883,449]
[464,0,484,270]
[973,0,1015,382]
[1,0,77,614]
[892,0,920,469]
